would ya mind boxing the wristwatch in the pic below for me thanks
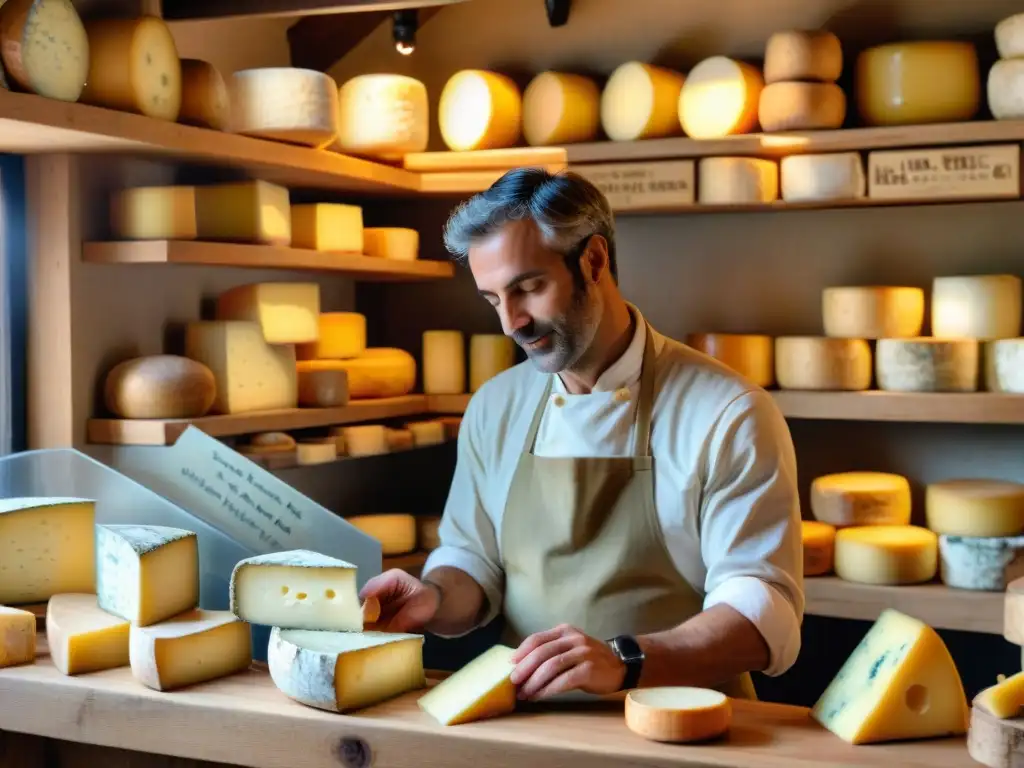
[607,635,645,691]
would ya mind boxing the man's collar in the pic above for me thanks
[553,303,647,394]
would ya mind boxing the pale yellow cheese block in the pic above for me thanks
[363,228,419,260]
[822,286,924,339]
[423,330,466,395]
[774,337,872,390]
[290,203,363,253]
[297,348,416,399]
[926,479,1024,537]
[215,282,320,345]
[338,425,388,457]
[229,67,339,149]
[679,56,763,139]
[110,185,197,240]
[698,157,778,204]
[685,333,773,388]
[346,514,417,555]
[931,274,1022,340]
[780,153,865,203]
[407,420,445,448]
[297,441,337,465]
[439,70,522,152]
[810,471,911,527]
[335,74,428,159]
[0,0,88,101]
[601,61,686,142]
[418,644,517,725]
[625,687,732,743]
[802,520,836,576]
[104,354,216,419]
[469,334,516,391]
[179,58,229,131]
[875,338,979,393]
[46,593,130,676]
[834,525,938,585]
[0,606,36,669]
[195,180,291,247]
[758,81,846,132]
[522,71,600,146]
[296,312,367,361]
[763,30,843,84]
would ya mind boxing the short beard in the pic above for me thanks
[513,284,603,374]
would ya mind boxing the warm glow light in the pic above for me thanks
[396,41,414,55]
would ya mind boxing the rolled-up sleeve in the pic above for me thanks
[698,389,804,677]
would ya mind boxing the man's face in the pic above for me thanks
[469,219,602,373]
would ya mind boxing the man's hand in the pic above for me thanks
[509,624,625,700]
[358,568,440,633]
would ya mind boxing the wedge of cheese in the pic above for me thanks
[0,606,36,669]
[418,644,518,725]
[46,593,130,676]
[975,670,1024,718]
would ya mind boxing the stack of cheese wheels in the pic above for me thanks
[522,71,600,146]
[297,325,416,403]
[439,69,522,151]
[685,333,774,388]
[600,61,686,142]
[759,30,846,133]
[989,13,1024,120]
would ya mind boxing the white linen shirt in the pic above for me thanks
[422,307,804,677]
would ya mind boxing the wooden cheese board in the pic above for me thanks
[968,704,1024,768]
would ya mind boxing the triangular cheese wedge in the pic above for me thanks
[975,670,1024,718]
[811,609,968,744]
[418,644,517,725]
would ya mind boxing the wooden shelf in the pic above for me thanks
[82,240,455,281]
[592,196,1023,216]
[427,393,473,413]
[804,577,1004,635]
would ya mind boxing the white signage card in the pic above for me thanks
[868,144,1021,201]
[572,161,695,210]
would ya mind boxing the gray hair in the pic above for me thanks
[442,168,618,281]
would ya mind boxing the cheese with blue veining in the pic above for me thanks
[939,534,1024,590]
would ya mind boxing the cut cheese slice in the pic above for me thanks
[0,606,35,668]
[129,609,252,692]
[931,274,1022,340]
[875,338,978,392]
[290,204,363,253]
[698,157,778,204]
[763,30,843,84]
[407,420,445,447]
[96,524,199,627]
[110,185,197,240]
[385,427,414,451]
[339,425,388,457]
[780,153,864,203]
[0,497,95,604]
[230,67,339,148]
[46,593,130,676]
[975,670,1024,718]
[423,330,466,395]
[774,337,872,390]
[678,56,763,139]
[625,687,731,743]
[439,70,521,152]
[418,516,442,550]
[230,549,361,632]
[297,348,416,399]
[195,180,291,246]
[926,479,1024,537]
[985,338,1024,393]
[522,71,600,146]
[297,441,337,465]
[335,74,428,159]
[297,312,366,361]
[215,282,320,345]
[684,333,773,388]
[418,644,517,725]
[469,334,515,391]
[987,58,1024,120]
[346,514,416,555]
[179,59,229,131]
[268,627,425,712]
[834,525,938,585]
[810,472,911,527]
[363,228,419,260]
[297,369,348,408]
[802,520,836,576]
[0,0,88,101]
[600,61,686,142]
[758,82,846,132]
[822,286,924,339]
[811,608,968,743]
[939,534,1024,591]
[996,13,1024,59]
[103,354,216,419]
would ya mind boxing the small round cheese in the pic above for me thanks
[522,71,600,146]
[758,81,846,132]
[875,338,979,393]
[810,472,912,528]
[985,338,1024,393]
[678,56,763,139]
[423,330,466,395]
[336,74,428,159]
[684,333,773,388]
[229,67,339,149]
[625,687,731,743]
[763,30,843,84]
[439,69,522,152]
[822,286,924,339]
[774,337,872,391]
[987,58,1024,120]
[600,61,686,142]
[939,534,1024,591]
[926,479,1024,537]
[780,153,865,204]
[104,355,215,419]
[698,157,778,205]
[931,274,1022,340]
[995,13,1024,59]
[802,520,836,577]
[834,525,938,586]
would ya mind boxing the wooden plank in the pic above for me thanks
[418,164,567,194]
[404,147,568,172]
[773,391,1024,424]
[163,0,461,20]
[584,195,1024,215]
[427,393,471,413]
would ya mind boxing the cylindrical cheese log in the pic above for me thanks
[297,348,416,399]
[875,338,978,393]
[335,74,428,159]
[600,61,686,142]
[855,41,980,126]
[522,71,600,146]
[774,337,872,390]
[364,228,419,261]
[834,525,938,585]
[110,185,198,240]
[423,331,466,395]
[802,520,836,576]
[678,57,763,139]
[939,534,1024,591]
[931,274,1022,340]
[698,157,778,204]
[987,59,1024,120]
[346,514,417,555]
[985,339,1024,393]
[758,82,846,132]
[340,425,388,457]
[926,479,1024,537]
[822,286,924,339]
[229,68,339,149]
[780,153,864,203]
[996,13,1024,58]
[810,471,912,527]
[179,59,229,131]
[439,69,521,152]
[625,688,732,744]
[470,334,515,391]
[0,0,89,102]
[763,30,843,84]
[297,369,349,408]
[296,312,366,361]
[685,333,773,388]
[104,355,215,419]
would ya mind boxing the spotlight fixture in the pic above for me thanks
[393,9,417,55]
[545,0,570,27]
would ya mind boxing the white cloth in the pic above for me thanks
[423,306,804,677]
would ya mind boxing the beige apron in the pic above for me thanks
[498,320,757,700]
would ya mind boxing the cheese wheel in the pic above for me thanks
[932,274,1022,340]
[678,56,763,139]
[335,74,428,159]
[104,355,215,419]
[985,338,1024,393]
[835,526,938,585]
[802,520,836,576]
[855,41,980,126]
[346,514,417,555]
[179,59,229,131]
[780,153,865,203]
[230,68,339,149]
[758,82,845,133]
[939,534,1024,591]
[296,313,367,361]
[522,71,600,146]
[470,334,516,391]
[996,13,1024,59]
[875,338,979,393]
[439,69,521,152]
[297,369,349,408]
[763,30,843,84]
[340,425,388,457]
[80,16,181,121]
[698,157,778,205]
[0,0,88,102]
[600,61,686,142]
[423,331,466,395]
[822,286,924,339]
[774,337,872,390]
[364,228,419,261]
[625,687,731,743]
[417,516,442,550]
[684,333,773,388]
[926,479,1024,537]
[810,472,912,528]
[296,441,336,466]
[297,349,416,399]
[987,59,1024,120]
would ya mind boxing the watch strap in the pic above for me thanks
[608,635,644,691]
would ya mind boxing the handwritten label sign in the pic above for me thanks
[868,144,1021,201]
[572,161,695,211]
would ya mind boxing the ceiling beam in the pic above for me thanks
[162,0,460,21]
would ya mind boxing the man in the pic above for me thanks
[360,168,803,702]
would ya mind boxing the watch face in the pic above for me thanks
[612,635,643,662]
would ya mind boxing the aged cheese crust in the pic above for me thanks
[0,0,88,101]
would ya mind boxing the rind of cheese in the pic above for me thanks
[469,334,516,392]
[110,185,197,240]
[931,274,1022,340]
[522,71,600,146]
[418,644,517,725]
[439,69,521,152]
[833,525,938,585]
[987,58,1024,120]
[46,593,130,676]
[297,369,349,408]
[363,228,419,260]
[335,74,428,159]
[678,56,763,139]
[985,338,1024,393]
[939,534,1024,592]
[297,312,366,361]
[230,67,339,149]
[600,61,686,142]
[810,472,911,527]
[215,282,320,345]
[763,30,843,84]
[975,670,1024,718]
[698,157,778,204]
[926,479,1024,537]
[194,180,291,247]
[774,337,872,390]
[758,82,846,132]
[780,153,865,203]
[822,286,924,339]
[685,333,773,388]
[875,338,979,393]
[290,203,363,253]
[339,425,388,457]
[802,520,836,576]
[625,687,732,743]
[0,606,36,668]
[423,330,466,395]
[179,59,229,130]
[297,441,337,465]
[996,13,1024,59]
[0,0,88,101]
[346,514,416,555]
[104,355,216,419]
[297,348,416,399]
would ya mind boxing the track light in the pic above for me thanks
[393,10,417,55]
[545,0,570,26]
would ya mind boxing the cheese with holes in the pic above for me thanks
[423,330,465,395]
[775,337,872,390]
[810,472,911,527]
[230,550,361,632]
[986,338,1024,393]
[418,516,442,550]
[297,441,336,465]
[215,283,320,345]
[346,514,416,555]
[926,479,1024,537]
[0,497,95,604]
[876,338,978,392]
[385,427,414,451]
[185,321,298,414]
[81,16,181,120]
[363,228,419,261]
[764,30,843,84]
[996,14,1024,59]
[290,204,363,253]
[110,185,197,240]
[932,274,1022,340]
[834,525,938,585]
[625,687,732,743]
[522,71,600,146]
[297,348,416,399]
[758,82,846,132]
[179,59,229,130]
[975,670,1024,718]
[96,525,199,627]
[46,593,130,676]
[0,0,88,101]
[600,61,686,142]
[230,67,338,148]
[855,42,980,126]
[439,70,521,152]
[678,56,762,139]
[195,180,291,246]
[0,606,35,668]
[470,334,515,391]
[987,59,1024,120]
[685,333,773,388]
[297,313,366,361]
[822,286,924,339]
[811,609,968,743]
[781,153,864,203]
[104,354,216,419]
[340,425,388,457]
[269,627,425,712]
[939,534,1024,591]
[297,369,348,408]
[418,644,517,725]
[335,74,428,159]
[802,520,836,576]
[698,157,778,204]
[130,609,252,692]
[407,420,445,447]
